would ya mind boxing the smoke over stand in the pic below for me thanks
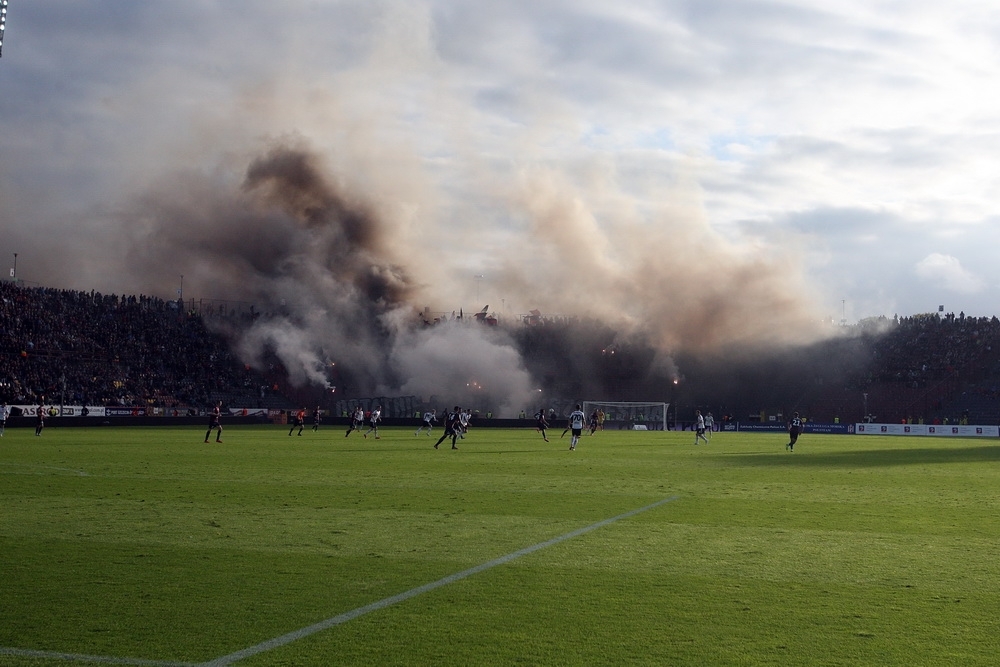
[113,138,836,417]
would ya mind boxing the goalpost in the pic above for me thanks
[582,401,670,431]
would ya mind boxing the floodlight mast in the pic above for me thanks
[0,0,8,58]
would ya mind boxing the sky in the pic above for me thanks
[1,1,999,403]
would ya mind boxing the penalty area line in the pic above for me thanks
[201,495,679,667]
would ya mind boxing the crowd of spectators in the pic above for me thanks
[0,281,277,409]
[7,277,1000,423]
[851,312,1000,388]
[824,312,1000,422]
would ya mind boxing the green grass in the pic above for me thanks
[2,425,1000,666]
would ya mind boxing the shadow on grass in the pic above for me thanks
[723,444,1000,468]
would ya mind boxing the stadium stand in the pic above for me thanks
[0,281,291,411]
[5,278,1000,425]
[801,313,1000,424]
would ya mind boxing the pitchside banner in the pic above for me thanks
[722,423,854,434]
[8,405,266,418]
[11,405,148,417]
[229,407,269,417]
[732,423,788,433]
[855,423,999,437]
[805,423,855,434]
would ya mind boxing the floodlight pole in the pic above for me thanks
[0,0,9,59]
[11,252,16,281]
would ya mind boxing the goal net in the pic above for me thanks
[581,401,670,431]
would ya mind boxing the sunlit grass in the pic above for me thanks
[2,425,999,665]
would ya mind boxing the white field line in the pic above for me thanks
[0,647,195,666]
[200,495,678,666]
[0,496,678,666]
[0,462,89,476]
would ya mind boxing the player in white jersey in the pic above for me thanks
[363,405,382,439]
[458,409,471,439]
[415,409,437,436]
[704,412,715,440]
[567,404,586,450]
[694,410,709,445]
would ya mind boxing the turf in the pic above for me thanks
[2,425,1000,666]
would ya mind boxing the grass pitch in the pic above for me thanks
[2,425,1000,666]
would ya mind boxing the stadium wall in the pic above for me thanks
[5,405,997,437]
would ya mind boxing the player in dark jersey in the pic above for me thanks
[787,412,802,451]
[34,403,45,436]
[534,408,550,442]
[205,401,223,443]
[434,406,462,450]
[312,406,322,432]
[289,407,306,436]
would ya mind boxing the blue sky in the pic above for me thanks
[2,0,999,328]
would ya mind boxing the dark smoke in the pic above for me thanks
[111,139,847,416]
[113,141,541,413]
[240,145,414,307]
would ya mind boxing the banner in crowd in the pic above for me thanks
[855,423,999,437]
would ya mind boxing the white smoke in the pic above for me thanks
[384,318,538,416]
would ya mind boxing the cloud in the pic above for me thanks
[915,253,984,294]
[5,0,1000,408]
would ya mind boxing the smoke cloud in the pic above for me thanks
[3,6,839,416]
[106,134,833,416]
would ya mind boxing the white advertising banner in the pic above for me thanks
[8,405,264,418]
[12,405,136,417]
[228,407,269,417]
[855,423,999,437]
